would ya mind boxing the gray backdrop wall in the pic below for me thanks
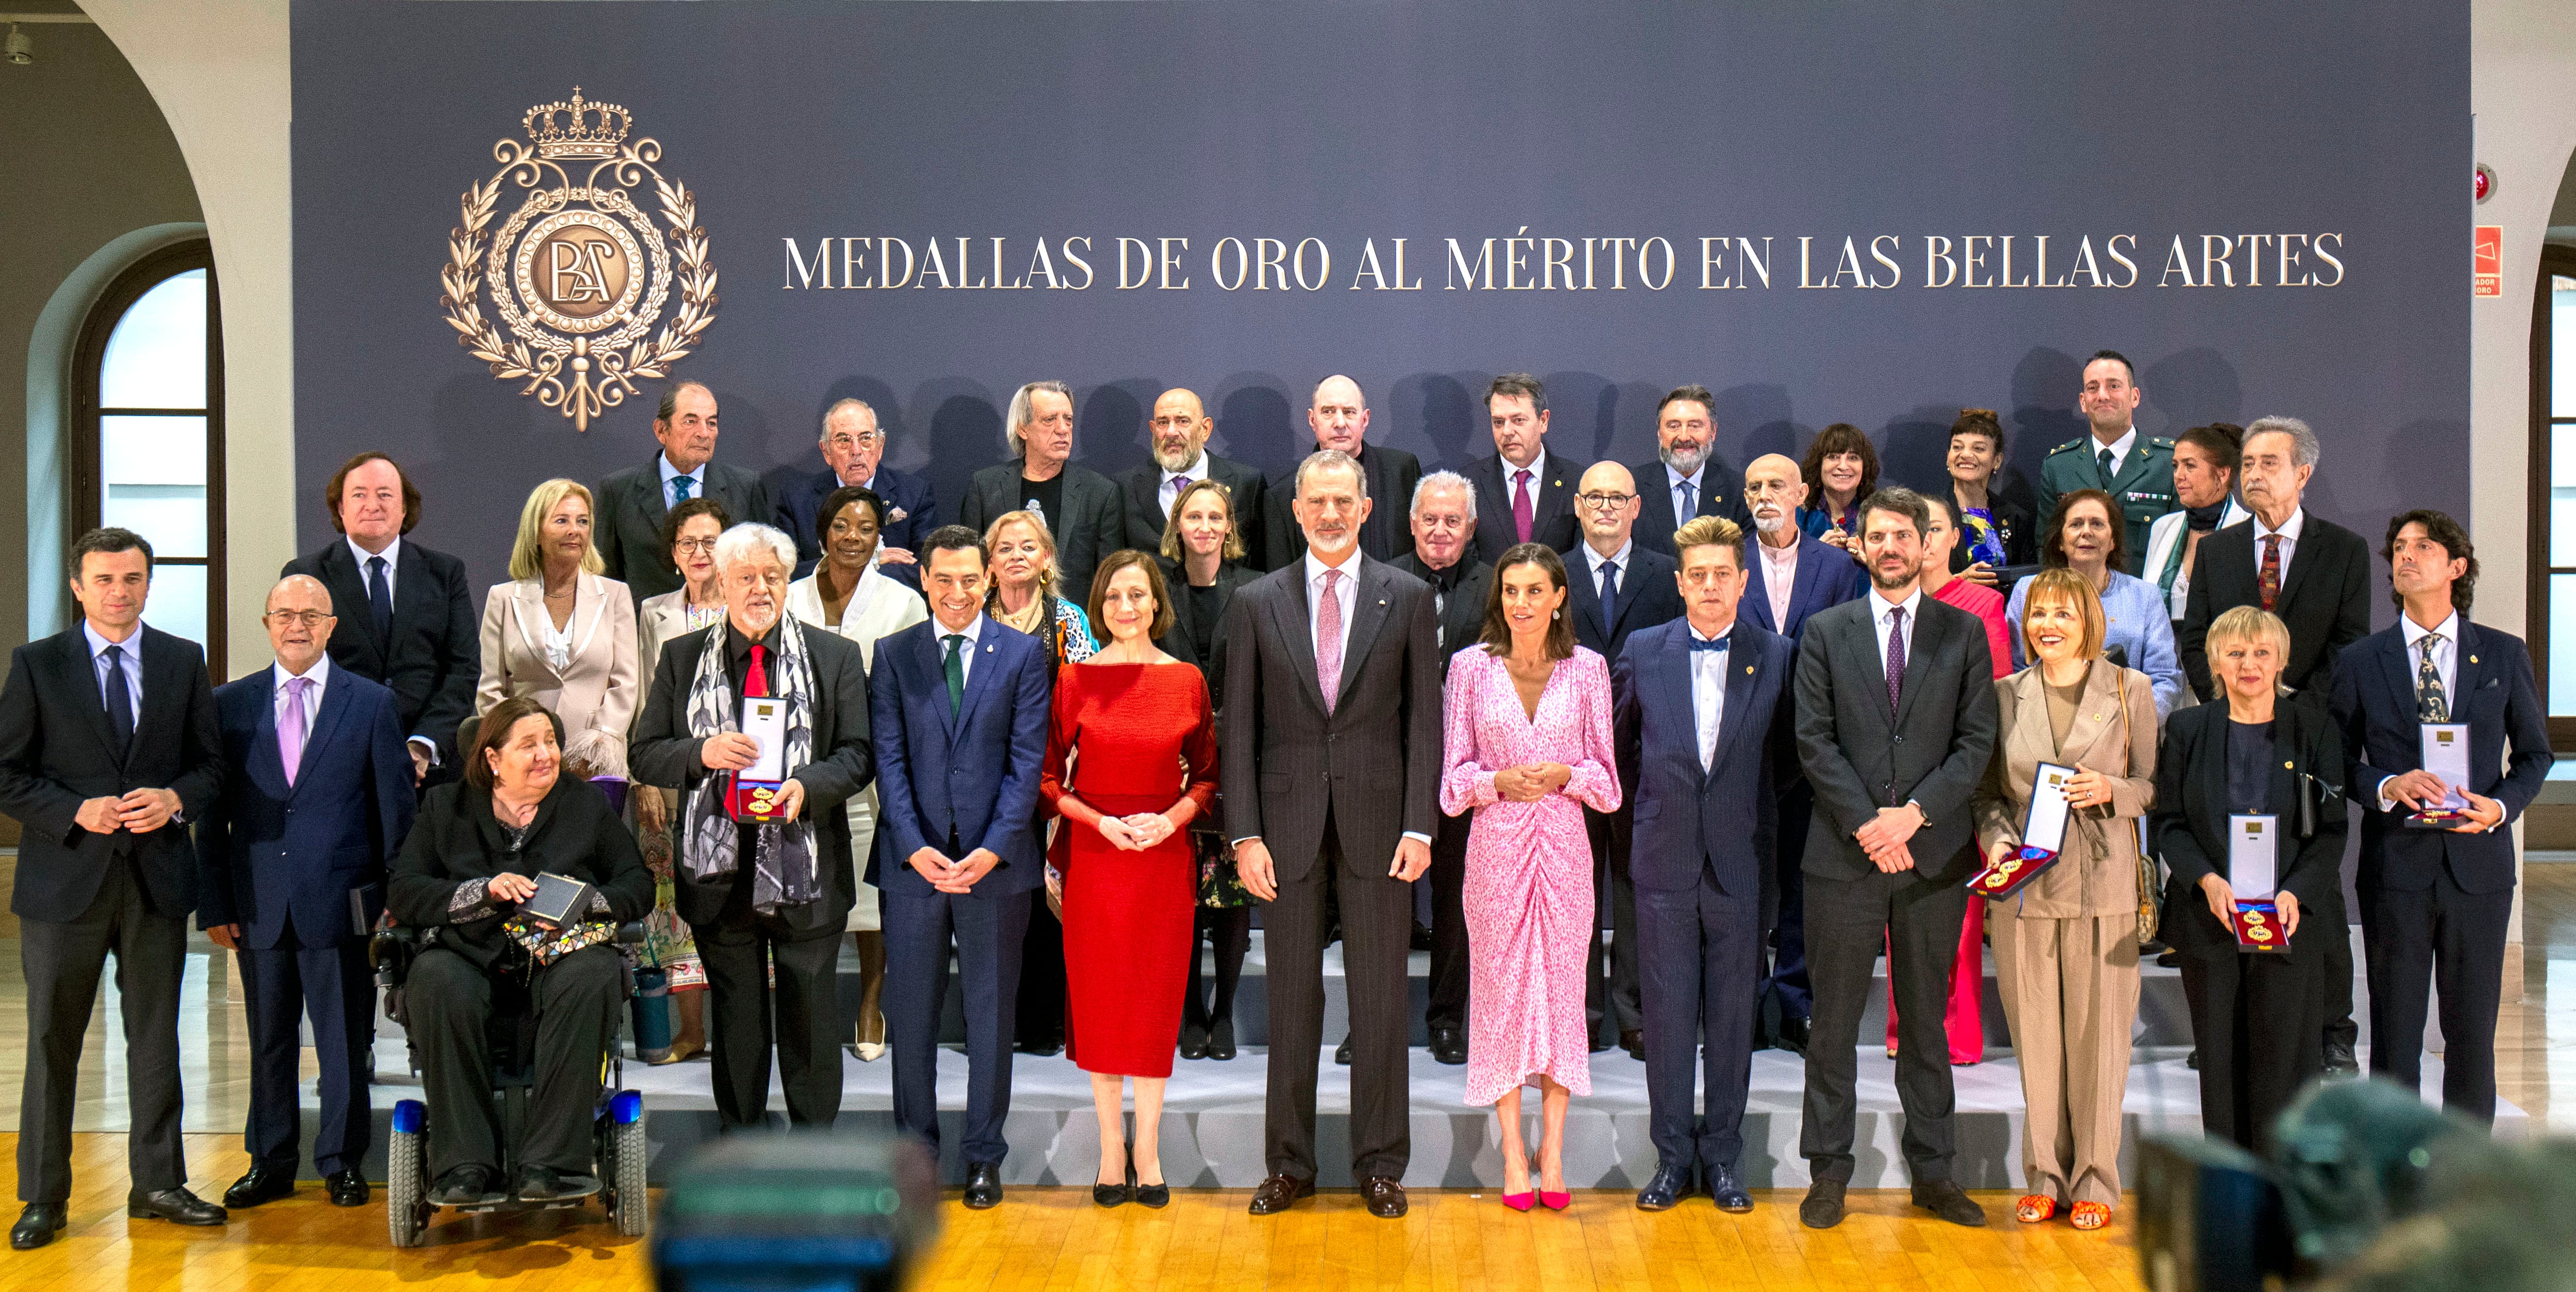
[293,0,2467,604]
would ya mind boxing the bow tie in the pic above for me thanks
[1689,635,1731,653]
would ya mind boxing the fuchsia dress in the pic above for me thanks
[1438,645,1621,1107]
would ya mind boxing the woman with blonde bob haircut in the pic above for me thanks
[475,478,640,778]
[1973,568,2158,1231]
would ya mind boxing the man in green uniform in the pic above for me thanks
[2034,349,2176,574]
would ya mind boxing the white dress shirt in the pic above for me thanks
[83,621,145,718]
[348,535,401,603]
[2252,506,2305,589]
[932,610,987,688]
[1580,537,1635,604]
[274,653,330,743]
[1870,586,1924,681]
[2094,426,2139,480]
[1758,534,1799,622]
[657,453,708,510]
[1158,453,1211,520]
[1665,462,1708,531]
[1689,620,1732,770]
[2378,609,2474,816]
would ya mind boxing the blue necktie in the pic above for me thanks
[101,644,133,755]
[367,555,394,640]
[672,474,695,504]
[1599,560,1620,628]
[1688,634,1731,653]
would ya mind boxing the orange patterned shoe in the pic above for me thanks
[2070,1201,2111,1231]
[2014,1195,2058,1223]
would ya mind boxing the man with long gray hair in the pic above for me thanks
[957,380,1124,604]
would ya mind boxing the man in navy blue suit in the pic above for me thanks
[772,397,938,583]
[2329,510,2549,1122]
[1738,452,1866,1052]
[1616,516,1794,1214]
[870,524,1053,1210]
[198,575,416,1211]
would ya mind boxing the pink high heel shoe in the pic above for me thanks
[1501,1190,1535,1212]
[1539,1189,1571,1211]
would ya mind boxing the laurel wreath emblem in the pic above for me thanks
[438,91,718,431]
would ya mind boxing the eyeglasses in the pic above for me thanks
[674,538,719,555]
[264,610,334,628]
[1577,492,1636,509]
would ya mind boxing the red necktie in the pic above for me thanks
[2258,535,2282,612]
[1512,469,1535,545]
[746,643,771,698]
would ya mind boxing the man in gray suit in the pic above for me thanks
[1789,486,1997,1232]
[596,381,772,604]
[1225,450,1442,1220]
[957,380,1125,605]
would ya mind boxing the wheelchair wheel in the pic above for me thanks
[387,1099,430,1247]
[608,1115,649,1236]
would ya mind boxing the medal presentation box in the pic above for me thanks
[1967,762,2074,899]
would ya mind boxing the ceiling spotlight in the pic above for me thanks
[5,25,30,66]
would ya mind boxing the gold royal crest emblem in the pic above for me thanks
[439,89,718,431]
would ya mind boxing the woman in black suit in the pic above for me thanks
[386,696,655,1204]
[2151,605,2347,1151]
[1155,478,1260,1060]
[1945,407,2033,586]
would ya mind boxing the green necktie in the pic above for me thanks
[943,634,967,715]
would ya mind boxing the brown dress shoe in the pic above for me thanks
[1362,1176,1408,1219]
[1248,1174,1314,1215]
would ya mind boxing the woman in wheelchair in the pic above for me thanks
[388,695,655,1205]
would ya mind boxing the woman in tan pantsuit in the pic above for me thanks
[475,478,641,778]
[1972,568,2157,1233]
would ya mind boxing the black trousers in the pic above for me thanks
[1263,809,1412,1181]
[1423,807,1471,1035]
[2362,874,2512,1121]
[1183,905,1252,1032]
[2178,940,2324,1153]
[408,944,621,1180]
[1584,807,1643,1041]
[1638,874,1761,1178]
[18,855,187,1203]
[1800,866,1970,1185]
[699,913,845,1129]
[239,919,374,1176]
[1015,898,1067,1048]
[2324,915,2358,1053]
[1762,780,1817,1022]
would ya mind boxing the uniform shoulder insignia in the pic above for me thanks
[2048,438,2087,455]
[2148,437,2175,448]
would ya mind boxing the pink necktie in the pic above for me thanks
[1512,469,1536,545]
[1316,568,1345,713]
[280,676,311,786]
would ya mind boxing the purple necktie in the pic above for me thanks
[1512,469,1536,545]
[1316,568,1345,713]
[280,676,311,786]
[1884,607,1906,719]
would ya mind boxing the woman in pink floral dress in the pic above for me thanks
[1438,543,1622,1211]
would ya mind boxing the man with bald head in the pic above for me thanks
[1737,452,1867,1052]
[1266,375,1422,566]
[199,575,418,1212]
[772,397,939,580]
[1119,387,1272,569]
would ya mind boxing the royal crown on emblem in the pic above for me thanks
[522,88,631,160]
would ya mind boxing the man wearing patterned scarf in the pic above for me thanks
[632,522,875,1130]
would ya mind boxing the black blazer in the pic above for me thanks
[281,538,480,769]
[628,623,876,937]
[1387,553,1494,679]
[1155,558,1259,700]
[1463,451,1588,566]
[956,458,1126,606]
[0,625,222,923]
[1566,545,1685,662]
[1221,554,1443,883]
[2178,512,2372,703]
[596,455,773,604]
[1629,457,1752,558]
[385,777,655,973]
[1122,456,1272,572]
[770,464,938,579]
[1792,594,1999,884]
[1266,441,1422,568]
[2153,701,2348,959]
[2331,621,2551,896]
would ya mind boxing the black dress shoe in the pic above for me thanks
[1208,1018,1238,1061]
[128,1187,226,1226]
[516,1165,571,1201]
[1776,1015,1810,1056]
[223,1164,295,1209]
[1361,1176,1408,1219]
[430,1165,498,1205]
[1799,1179,1846,1229]
[9,1204,63,1250]
[1429,1026,1468,1065]
[1014,1036,1062,1057]
[1248,1174,1314,1215]
[1179,1023,1210,1061]
[2185,1048,2199,1070]
[1911,1179,1989,1227]
[2323,1039,2361,1077]
[1334,1036,1353,1065]
[325,1169,369,1208]
[1707,1166,1753,1213]
[1620,1029,1646,1061]
[1636,1164,1691,1211]
[962,1162,1004,1210]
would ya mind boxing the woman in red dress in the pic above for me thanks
[1042,549,1218,1209]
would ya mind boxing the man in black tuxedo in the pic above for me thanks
[957,380,1126,605]
[281,452,479,787]
[1790,487,1996,1231]
[1386,471,1490,1065]
[2329,511,2549,1121]
[2178,415,2372,1073]
[596,381,773,604]
[1565,461,1683,1058]
[772,397,938,582]
[1631,384,1751,558]
[1266,375,1422,566]
[1120,387,1270,570]
[0,528,228,1247]
[1226,450,1442,1220]
[1463,373,1586,566]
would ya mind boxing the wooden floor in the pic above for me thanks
[21,862,2576,1289]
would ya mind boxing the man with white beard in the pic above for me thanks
[1117,387,1273,569]
[1631,385,1750,557]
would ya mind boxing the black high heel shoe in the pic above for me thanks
[1131,1140,1169,1208]
[1094,1140,1131,1208]
[1207,1016,1236,1061]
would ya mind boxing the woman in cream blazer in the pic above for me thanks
[474,478,641,779]
[785,484,929,1061]
[1971,568,2158,1233]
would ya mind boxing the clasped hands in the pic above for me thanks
[908,845,1002,894]
[1854,802,1928,873]
[1095,810,1180,852]
[1493,762,1572,803]
[699,731,807,819]
[2381,769,2505,833]
[75,787,180,836]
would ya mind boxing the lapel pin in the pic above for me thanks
[1745,665,1755,674]
[2470,655,2479,664]
[2283,760,2294,769]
